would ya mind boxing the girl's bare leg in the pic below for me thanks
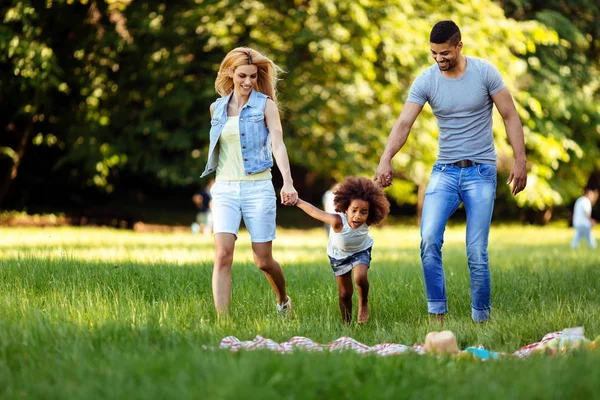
[354,264,370,323]
[335,272,354,324]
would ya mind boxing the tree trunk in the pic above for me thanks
[541,207,553,225]
[0,122,32,208]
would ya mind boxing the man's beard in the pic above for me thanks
[437,60,456,71]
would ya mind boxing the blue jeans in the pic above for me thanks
[420,163,497,322]
[571,225,597,249]
[328,247,372,277]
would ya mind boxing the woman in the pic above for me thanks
[200,47,297,316]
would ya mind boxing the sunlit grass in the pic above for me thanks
[0,225,599,399]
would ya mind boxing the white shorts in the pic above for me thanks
[210,180,277,242]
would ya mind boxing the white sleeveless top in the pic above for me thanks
[327,213,373,260]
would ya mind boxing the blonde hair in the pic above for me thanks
[215,47,282,104]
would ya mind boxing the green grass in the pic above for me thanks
[1,225,599,399]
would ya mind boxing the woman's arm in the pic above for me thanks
[296,199,343,232]
[264,99,297,205]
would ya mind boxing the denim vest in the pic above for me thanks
[201,90,273,178]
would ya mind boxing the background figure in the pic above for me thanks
[571,188,598,249]
[322,183,337,234]
[192,180,214,236]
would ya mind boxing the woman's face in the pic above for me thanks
[232,64,258,96]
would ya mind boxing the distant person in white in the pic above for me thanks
[322,183,337,234]
[571,188,598,249]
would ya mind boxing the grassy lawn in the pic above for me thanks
[1,225,599,399]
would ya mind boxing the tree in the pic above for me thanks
[497,0,600,220]
[2,0,597,224]
[0,0,64,206]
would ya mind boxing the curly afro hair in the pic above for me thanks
[333,177,390,225]
[430,20,461,45]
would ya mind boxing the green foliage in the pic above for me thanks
[385,179,418,205]
[1,0,598,213]
[0,0,66,174]
[499,0,600,208]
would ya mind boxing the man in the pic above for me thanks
[571,188,598,249]
[374,21,527,322]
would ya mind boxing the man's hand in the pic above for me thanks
[374,160,394,188]
[507,159,527,195]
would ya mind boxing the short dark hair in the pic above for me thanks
[430,20,461,45]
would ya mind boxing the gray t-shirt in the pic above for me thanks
[406,56,506,164]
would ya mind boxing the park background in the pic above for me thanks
[2,1,600,399]
[1,0,599,227]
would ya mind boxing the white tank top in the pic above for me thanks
[327,213,373,260]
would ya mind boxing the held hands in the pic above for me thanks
[280,182,298,206]
[373,160,394,188]
[507,159,527,196]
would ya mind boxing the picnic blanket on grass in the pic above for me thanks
[218,328,598,359]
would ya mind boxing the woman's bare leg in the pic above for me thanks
[252,241,287,305]
[212,233,236,315]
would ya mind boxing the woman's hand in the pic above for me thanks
[280,182,298,206]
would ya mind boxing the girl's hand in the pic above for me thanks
[280,183,298,205]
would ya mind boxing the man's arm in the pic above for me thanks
[491,88,527,195]
[374,102,423,187]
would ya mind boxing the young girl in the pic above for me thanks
[295,177,390,323]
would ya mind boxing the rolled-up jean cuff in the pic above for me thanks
[251,235,276,243]
[427,301,448,314]
[472,307,491,322]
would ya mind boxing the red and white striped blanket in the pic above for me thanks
[219,335,425,356]
[217,331,571,358]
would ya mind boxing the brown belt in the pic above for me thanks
[452,159,475,168]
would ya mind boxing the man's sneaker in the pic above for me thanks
[277,296,292,316]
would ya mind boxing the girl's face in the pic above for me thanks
[232,64,258,96]
[346,199,369,229]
